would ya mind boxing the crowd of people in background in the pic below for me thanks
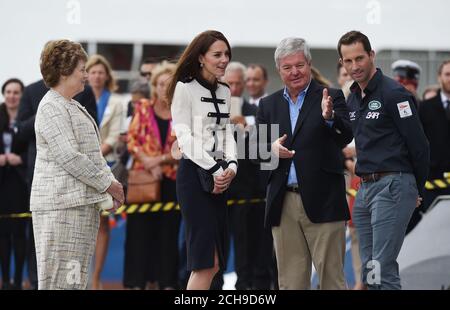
[1,30,449,290]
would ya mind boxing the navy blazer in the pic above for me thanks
[0,104,27,184]
[256,79,352,227]
[419,90,450,179]
[228,99,267,199]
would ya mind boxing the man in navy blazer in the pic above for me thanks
[412,60,450,232]
[256,37,352,289]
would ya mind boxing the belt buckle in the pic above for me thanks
[288,184,299,192]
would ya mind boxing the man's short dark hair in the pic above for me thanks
[141,56,164,66]
[438,59,450,75]
[248,63,268,81]
[337,31,372,58]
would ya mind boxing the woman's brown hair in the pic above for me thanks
[166,30,231,105]
[86,54,118,92]
[40,40,88,88]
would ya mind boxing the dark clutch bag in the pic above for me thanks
[197,160,227,193]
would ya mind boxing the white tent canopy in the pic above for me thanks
[1,0,449,86]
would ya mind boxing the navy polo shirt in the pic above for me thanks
[346,68,429,194]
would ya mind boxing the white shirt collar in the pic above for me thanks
[248,93,268,106]
[441,91,450,109]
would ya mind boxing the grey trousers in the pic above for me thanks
[353,173,417,290]
[33,205,100,290]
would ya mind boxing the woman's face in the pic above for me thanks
[64,60,88,96]
[87,63,108,90]
[199,40,230,81]
[3,82,23,109]
[155,72,171,103]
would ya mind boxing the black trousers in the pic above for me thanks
[230,202,276,290]
[123,176,180,289]
[0,218,28,289]
[123,211,180,289]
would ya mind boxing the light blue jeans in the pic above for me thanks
[353,173,417,290]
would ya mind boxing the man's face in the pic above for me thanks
[278,52,311,95]
[140,63,156,81]
[438,63,450,94]
[223,70,245,97]
[337,65,352,88]
[246,66,268,98]
[340,42,375,86]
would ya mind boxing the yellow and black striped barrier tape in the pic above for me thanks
[425,178,450,190]
[0,212,32,219]
[102,201,180,216]
[226,198,265,206]
[102,198,265,216]
[0,199,266,219]
[2,176,449,219]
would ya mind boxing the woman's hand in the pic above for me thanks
[149,165,163,180]
[5,153,23,166]
[220,168,236,184]
[142,155,162,171]
[213,168,236,193]
[212,183,223,194]
[101,143,113,156]
[106,181,124,204]
[109,198,122,212]
[0,154,6,167]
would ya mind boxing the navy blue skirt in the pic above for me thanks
[176,158,228,271]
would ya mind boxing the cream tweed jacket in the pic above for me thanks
[30,89,115,211]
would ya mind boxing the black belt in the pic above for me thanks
[360,172,399,183]
[286,184,299,193]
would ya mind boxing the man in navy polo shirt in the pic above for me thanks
[338,31,429,290]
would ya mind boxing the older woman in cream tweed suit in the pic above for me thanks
[30,40,124,290]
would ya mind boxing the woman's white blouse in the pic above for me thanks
[171,79,238,176]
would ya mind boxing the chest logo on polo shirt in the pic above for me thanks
[368,100,382,110]
[366,111,380,119]
[349,111,356,121]
[397,101,413,118]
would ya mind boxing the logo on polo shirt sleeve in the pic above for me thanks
[396,101,413,118]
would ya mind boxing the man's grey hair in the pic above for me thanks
[130,80,150,98]
[274,37,312,69]
[225,61,247,80]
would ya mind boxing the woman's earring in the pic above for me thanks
[200,63,204,68]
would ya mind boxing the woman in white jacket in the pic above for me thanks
[168,30,237,290]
